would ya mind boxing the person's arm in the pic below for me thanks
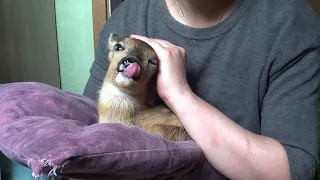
[130,34,320,180]
[167,85,292,180]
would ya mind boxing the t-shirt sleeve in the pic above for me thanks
[82,29,109,101]
[261,49,320,179]
[260,1,320,179]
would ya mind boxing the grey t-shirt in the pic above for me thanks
[83,0,320,179]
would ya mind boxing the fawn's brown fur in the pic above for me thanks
[97,33,191,141]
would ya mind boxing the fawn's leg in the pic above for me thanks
[132,105,191,141]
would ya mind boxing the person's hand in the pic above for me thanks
[130,34,191,104]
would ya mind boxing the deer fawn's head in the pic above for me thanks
[104,33,158,95]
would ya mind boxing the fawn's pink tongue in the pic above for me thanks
[123,62,140,78]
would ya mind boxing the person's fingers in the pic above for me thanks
[153,39,171,48]
[153,38,185,53]
[130,34,146,40]
[131,34,186,61]
[130,34,159,45]
[130,34,167,53]
[154,39,181,49]
[131,34,182,50]
[153,39,186,59]
[131,35,173,49]
[154,39,175,46]
[152,38,179,48]
[130,34,157,45]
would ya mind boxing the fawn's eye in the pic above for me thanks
[148,58,158,66]
[114,43,125,51]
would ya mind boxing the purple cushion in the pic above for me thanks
[0,82,225,180]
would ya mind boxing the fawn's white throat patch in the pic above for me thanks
[116,73,134,86]
[98,83,142,124]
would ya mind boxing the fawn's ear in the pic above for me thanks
[108,33,122,50]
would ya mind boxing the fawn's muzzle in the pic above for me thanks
[117,57,141,79]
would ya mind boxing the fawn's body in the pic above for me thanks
[98,33,191,141]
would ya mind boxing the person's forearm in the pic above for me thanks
[166,88,291,180]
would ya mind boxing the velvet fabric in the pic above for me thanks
[0,82,225,179]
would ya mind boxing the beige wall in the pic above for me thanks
[0,0,60,88]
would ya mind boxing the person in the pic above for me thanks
[83,0,320,179]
